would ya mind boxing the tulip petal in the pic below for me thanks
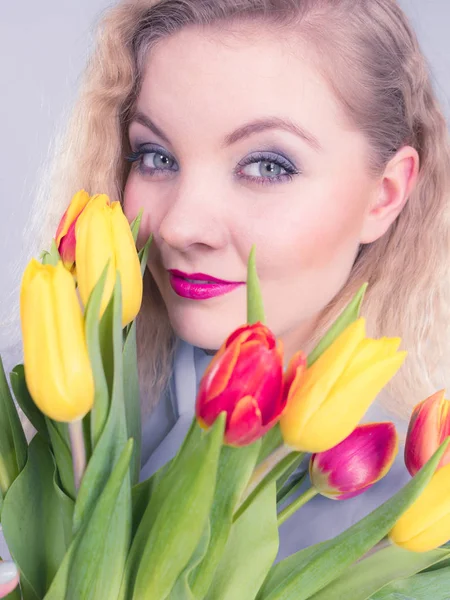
[281,319,367,447]
[284,350,307,394]
[110,202,143,326]
[406,390,450,476]
[338,337,402,385]
[310,422,398,499]
[58,220,77,270]
[225,395,263,446]
[55,190,90,245]
[285,350,406,452]
[75,195,116,315]
[198,337,242,404]
[390,463,450,552]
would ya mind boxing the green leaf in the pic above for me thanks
[258,424,283,464]
[130,209,143,244]
[0,356,27,496]
[64,440,133,600]
[138,233,153,277]
[257,439,449,600]
[73,276,129,537]
[247,246,265,325]
[84,262,110,447]
[122,321,141,486]
[189,442,262,597]
[10,365,49,443]
[44,440,133,600]
[309,545,450,600]
[41,240,61,267]
[2,435,74,599]
[45,418,75,500]
[370,566,450,599]
[125,415,225,600]
[234,450,304,522]
[205,482,279,600]
[307,283,367,367]
[171,521,212,600]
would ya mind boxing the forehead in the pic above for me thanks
[136,24,350,142]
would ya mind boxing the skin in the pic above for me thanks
[124,24,419,360]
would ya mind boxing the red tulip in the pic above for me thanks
[55,190,91,272]
[196,323,293,446]
[309,422,398,500]
[405,389,450,477]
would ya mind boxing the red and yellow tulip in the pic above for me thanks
[280,318,407,453]
[405,389,450,477]
[196,323,291,446]
[55,190,90,273]
[310,422,398,500]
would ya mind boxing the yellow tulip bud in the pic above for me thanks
[280,318,407,452]
[20,260,94,422]
[75,194,143,327]
[389,463,450,552]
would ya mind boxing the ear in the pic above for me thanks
[360,146,420,244]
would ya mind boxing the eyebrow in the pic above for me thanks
[130,111,322,152]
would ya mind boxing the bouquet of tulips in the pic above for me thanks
[0,190,449,600]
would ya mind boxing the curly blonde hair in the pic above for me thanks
[24,0,450,419]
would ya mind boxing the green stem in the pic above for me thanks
[69,420,86,492]
[276,471,308,508]
[277,486,318,527]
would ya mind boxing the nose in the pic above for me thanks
[157,178,228,252]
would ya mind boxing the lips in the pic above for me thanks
[168,269,244,300]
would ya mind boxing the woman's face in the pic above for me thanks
[124,25,381,357]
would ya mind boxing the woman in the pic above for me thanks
[1,0,450,594]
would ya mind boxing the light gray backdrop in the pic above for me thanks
[0,0,449,351]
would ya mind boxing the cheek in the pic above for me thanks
[249,178,369,282]
[123,175,157,249]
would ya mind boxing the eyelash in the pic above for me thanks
[126,145,300,185]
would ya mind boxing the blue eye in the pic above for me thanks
[236,151,300,185]
[126,145,178,176]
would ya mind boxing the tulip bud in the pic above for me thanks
[196,323,289,446]
[280,318,407,453]
[75,194,143,327]
[55,190,91,272]
[405,390,450,477]
[310,422,398,500]
[20,260,95,422]
[389,462,450,552]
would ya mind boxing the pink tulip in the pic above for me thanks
[309,422,398,500]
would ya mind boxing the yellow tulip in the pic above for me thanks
[280,318,407,452]
[20,259,94,422]
[75,194,143,327]
[389,463,450,552]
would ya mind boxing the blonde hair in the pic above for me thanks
[25,0,450,419]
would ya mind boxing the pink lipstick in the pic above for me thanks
[168,270,244,300]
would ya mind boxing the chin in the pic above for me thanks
[166,300,247,351]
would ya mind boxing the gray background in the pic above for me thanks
[0,0,449,350]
